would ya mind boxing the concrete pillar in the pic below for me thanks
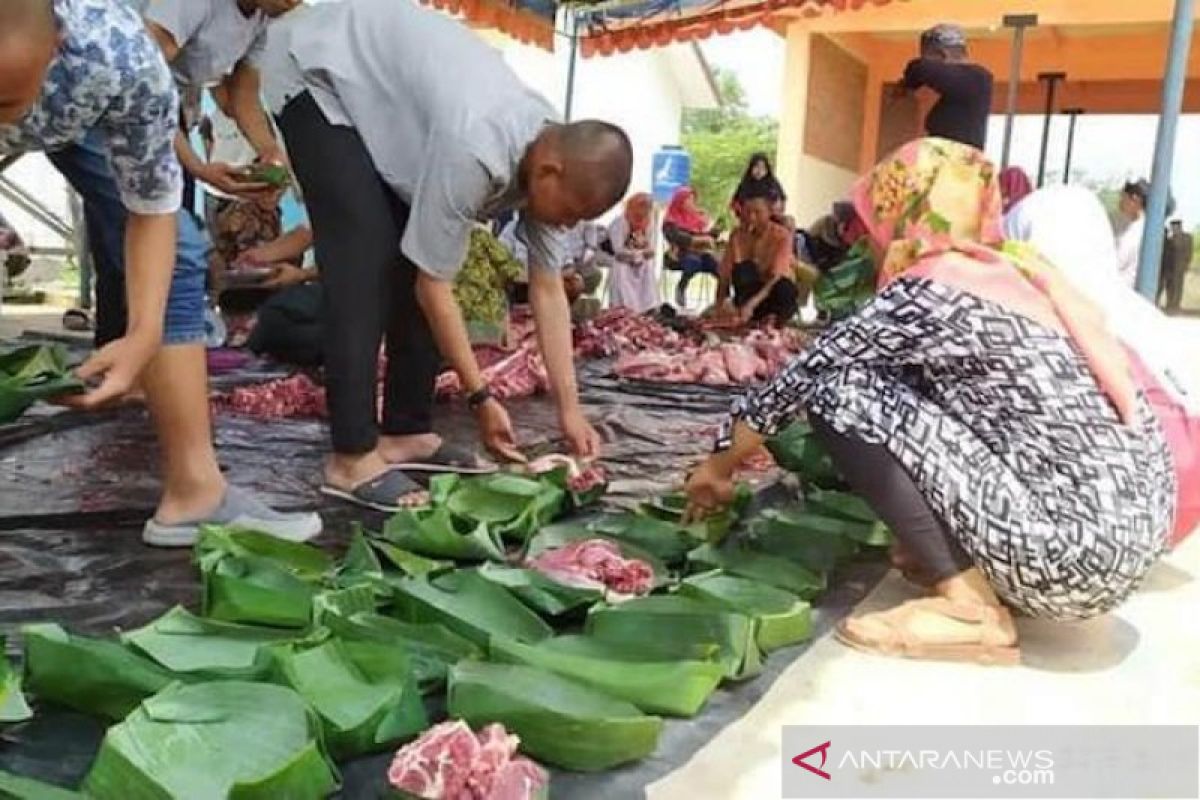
[859,65,885,172]
[775,23,813,214]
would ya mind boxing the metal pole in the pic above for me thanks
[1062,108,1084,184]
[1036,72,1066,187]
[1001,14,1038,169]
[564,10,580,122]
[68,190,92,311]
[1136,0,1195,299]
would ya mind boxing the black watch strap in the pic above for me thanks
[466,386,493,410]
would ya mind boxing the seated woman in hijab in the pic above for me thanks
[715,189,799,324]
[998,166,1032,215]
[686,138,1173,665]
[662,186,721,308]
[730,152,791,230]
[607,193,659,313]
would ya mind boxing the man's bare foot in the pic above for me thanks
[321,450,426,511]
[377,433,442,465]
[325,450,393,492]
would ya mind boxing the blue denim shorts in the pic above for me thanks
[47,131,208,346]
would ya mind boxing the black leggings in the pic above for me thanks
[732,261,800,321]
[279,92,438,455]
[810,414,972,582]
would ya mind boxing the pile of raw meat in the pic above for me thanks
[388,720,548,800]
[612,327,807,387]
[527,538,654,599]
[213,309,808,420]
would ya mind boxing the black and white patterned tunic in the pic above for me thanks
[724,278,1175,620]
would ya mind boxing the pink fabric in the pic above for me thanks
[999,166,1033,213]
[1128,349,1200,547]
[664,187,710,234]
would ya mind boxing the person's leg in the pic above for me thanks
[50,133,319,544]
[752,277,800,321]
[675,253,701,306]
[810,414,1016,662]
[48,146,127,347]
[280,92,418,496]
[731,261,762,307]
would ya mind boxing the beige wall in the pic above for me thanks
[776,26,864,228]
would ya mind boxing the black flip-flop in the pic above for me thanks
[319,468,423,513]
[391,442,496,475]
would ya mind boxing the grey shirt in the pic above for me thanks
[144,0,268,88]
[260,0,573,281]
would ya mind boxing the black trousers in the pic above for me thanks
[810,414,972,582]
[732,261,800,321]
[279,92,438,455]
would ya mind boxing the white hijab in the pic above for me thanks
[1004,185,1199,412]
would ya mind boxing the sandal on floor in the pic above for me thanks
[390,442,495,475]
[835,597,1020,666]
[320,468,424,513]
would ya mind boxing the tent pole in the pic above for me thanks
[1035,71,1065,187]
[1062,108,1084,184]
[1136,0,1195,299]
[1000,14,1038,169]
[564,10,580,122]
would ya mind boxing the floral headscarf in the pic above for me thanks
[852,138,1138,425]
[624,192,653,236]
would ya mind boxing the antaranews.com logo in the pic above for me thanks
[781,725,1199,799]
[792,740,1055,786]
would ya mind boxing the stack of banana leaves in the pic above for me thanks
[0,345,84,424]
[0,453,891,799]
[813,239,877,322]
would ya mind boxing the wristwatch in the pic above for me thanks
[466,386,493,411]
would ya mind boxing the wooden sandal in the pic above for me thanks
[835,597,1020,666]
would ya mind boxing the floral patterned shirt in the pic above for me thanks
[0,0,181,215]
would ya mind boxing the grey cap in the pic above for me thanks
[921,23,967,51]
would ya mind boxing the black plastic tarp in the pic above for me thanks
[0,345,884,799]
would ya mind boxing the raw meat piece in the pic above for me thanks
[721,343,765,385]
[526,454,607,494]
[213,374,327,419]
[388,720,548,800]
[694,348,730,386]
[527,539,654,598]
[437,342,549,401]
[567,464,607,494]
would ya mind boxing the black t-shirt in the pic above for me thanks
[902,58,994,149]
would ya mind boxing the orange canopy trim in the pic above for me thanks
[580,0,898,56]
[424,0,556,50]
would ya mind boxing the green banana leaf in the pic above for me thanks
[0,771,82,799]
[340,527,384,579]
[745,509,859,573]
[814,245,876,321]
[447,661,663,772]
[586,514,696,564]
[585,595,762,681]
[0,345,84,424]
[83,681,337,800]
[123,606,297,680]
[803,488,877,524]
[533,464,607,511]
[197,527,332,628]
[272,638,427,758]
[320,611,481,693]
[0,637,31,723]
[639,484,751,545]
[391,570,553,648]
[247,163,290,187]
[773,506,891,548]
[764,421,844,488]
[22,623,175,720]
[443,473,566,541]
[383,507,505,562]
[476,563,602,617]
[689,544,826,599]
[678,571,813,653]
[371,540,451,577]
[489,636,723,717]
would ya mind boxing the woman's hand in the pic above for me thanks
[199,162,269,197]
[560,408,602,459]
[683,457,736,523]
[58,332,160,410]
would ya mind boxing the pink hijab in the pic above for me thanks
[664,187,710,234]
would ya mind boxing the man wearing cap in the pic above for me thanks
[900,24,994,149]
